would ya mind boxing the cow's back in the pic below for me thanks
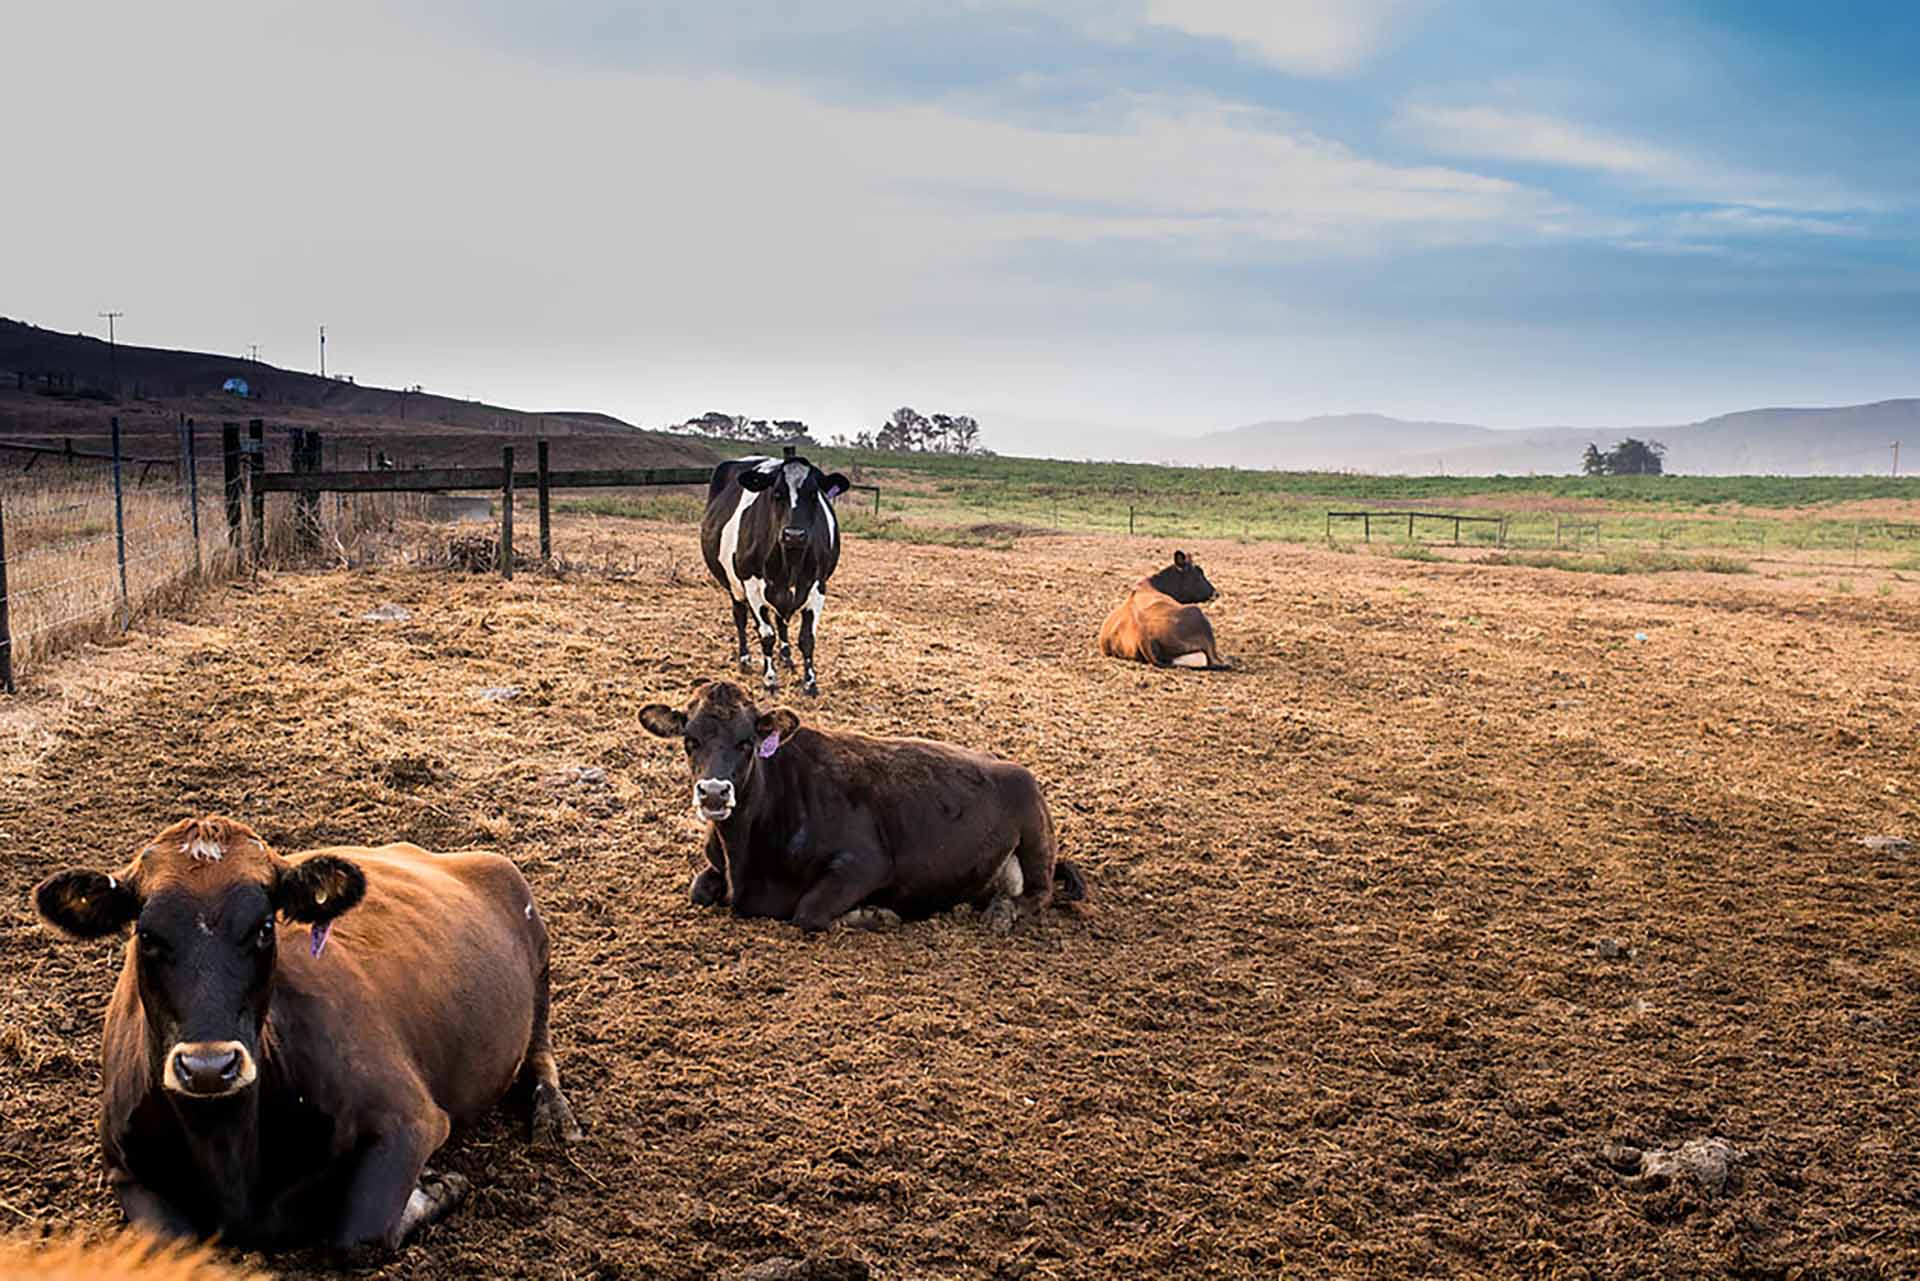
[272,844,543,1121]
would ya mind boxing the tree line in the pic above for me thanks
[1582,438,1667,476]
[670,406,990,455]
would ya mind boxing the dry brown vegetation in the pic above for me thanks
[1,519,1916,1279]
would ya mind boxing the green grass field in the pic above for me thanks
[783,444,1920,561]
[556,440,1920,567]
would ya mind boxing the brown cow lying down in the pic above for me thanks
[1098,549,1230,669]
[0,1232,263,1281]
[640,681,1086,932]
[32,816,581,1258]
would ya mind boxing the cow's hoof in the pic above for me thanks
[764,676,781,694]
[530,1082,584,1146]
[737,652,757,671]
[690,867,729,908]
[397,1169,470,1245]
[779,645,796,671]
[981,897,1018,936]
[836,907,901,931]
[803,678,819,698]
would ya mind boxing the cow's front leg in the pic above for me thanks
[798,583,823,697]
[742,578,780,692]
[792,848,890,933]
[115,1180,200,1240]
[775,612,795,671]
[333,1113,458,1258]
[729,597,754,671]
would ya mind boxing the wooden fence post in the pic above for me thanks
[537,439,551,565]
[500,446,515,579]
[222,423,243,548]
[0,494,14,694]
[110,416,131,630]
[248,419,265,565]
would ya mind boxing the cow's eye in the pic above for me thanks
[137,931,170,962]
[253,920,275,951]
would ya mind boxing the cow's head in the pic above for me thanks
[639,681,798,823]
[33,816,364,1101]
[737,456,850,550]
[1148,550,1217,604]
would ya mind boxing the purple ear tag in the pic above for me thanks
[757,731,782,759]
[310,920,333,959]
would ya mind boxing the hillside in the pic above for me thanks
[0,318,718,470]
[1185,401,1918,476]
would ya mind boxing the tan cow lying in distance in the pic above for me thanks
[1098,550,1230,670]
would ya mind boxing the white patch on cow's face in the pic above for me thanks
[160,1040,258,1098]
[694,778,737,822]
[1170,652,1209,668]
[784,462,806,512]
[196,914,213,937]
[186,835,223,862]
[718,484,763,598]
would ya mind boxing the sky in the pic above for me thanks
[3,0,1916,455]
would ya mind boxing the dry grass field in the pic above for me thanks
[1,517,1916,1279]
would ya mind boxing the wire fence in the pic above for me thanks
[0,420,235,690]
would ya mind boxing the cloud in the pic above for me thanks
[1138,0,1410,76]
[1396,103,1872,213]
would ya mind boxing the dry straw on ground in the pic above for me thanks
[0,520,1915,1279]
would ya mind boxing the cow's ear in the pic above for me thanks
[821,473,851,501]
[275,856,366,924]
[35,870,140,939]
[639,704,688,737]
[737,466,776,492]
[754,708,800,756]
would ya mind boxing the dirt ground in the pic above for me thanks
[1,521,1916,1279]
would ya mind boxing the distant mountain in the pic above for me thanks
[1187,413,1503,470]
[1180,402,1918,476]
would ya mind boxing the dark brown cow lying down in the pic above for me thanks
[640,681,1086,932]
[31,816,580,1258]
[1098,550,1230,670]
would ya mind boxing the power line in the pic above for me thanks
[97,310,123,388]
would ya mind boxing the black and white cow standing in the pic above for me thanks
[700,453,850,696]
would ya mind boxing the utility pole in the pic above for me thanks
[1894,441,1901,477]
[248,343,260,363]
[98,310,123,391]
[319,325,326,378]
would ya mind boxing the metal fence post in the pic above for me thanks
[248,419,265,565]
[184,419,202,573]
[0,494,14,694]
[110,416,131,630]
[537,439,551,564]
[500,446,515,579]
[222,423,243,548]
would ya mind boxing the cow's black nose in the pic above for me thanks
[174,1047,243,1095]
[781,527,807,545]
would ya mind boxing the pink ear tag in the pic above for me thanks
[757,731,781,759]
[310,920,332,959]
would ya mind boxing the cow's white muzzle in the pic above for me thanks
[694,779,736,822]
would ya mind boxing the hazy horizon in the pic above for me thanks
[5,2,1915,457]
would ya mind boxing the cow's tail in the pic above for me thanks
[1053,858,1088,904]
